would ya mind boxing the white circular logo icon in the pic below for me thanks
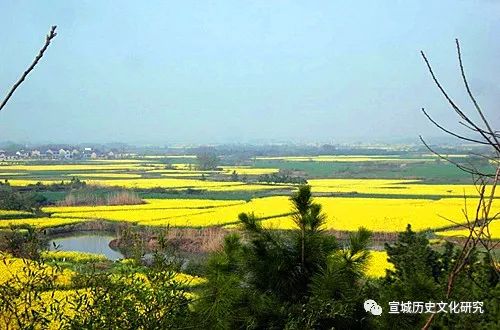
[364,299,383,316]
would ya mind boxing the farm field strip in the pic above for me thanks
[65,173,143,178]
[86,159,150,163]
[36,196,499,231]
[51,208,217,223]
[0,164,164,172]
[219,166,280,175]
[159,173,204,177]
[258,197,499,232]
[86,178,250,189]
[148,169,216,174]
[5,178,295,193]
[44,198,246,213]
[0,210,33,218]
[308,179,492,197]
[41,250,108,263]
[44,196,292,227]
[5,178,241,188]
[0,217,87,229]
[161,155,197,159]
[200,183,293,192]
[435,219,500,240]
[255,155,440,162]
[2,159,494,232]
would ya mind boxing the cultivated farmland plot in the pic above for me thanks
[1,155,497,236]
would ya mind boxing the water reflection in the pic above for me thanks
[49,233,124,261]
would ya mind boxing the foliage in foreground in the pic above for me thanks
[0,254,192,329]
[374,225,499,329]
[194,185,375,329]
[194,186,500,329]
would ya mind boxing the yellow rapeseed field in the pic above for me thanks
[436,219,500,240]
[0,217,86,229]
[45,197,291,227]
[87,178,243,189]
[366,251,394,277]
[139,196,292,227]
[0,210,33,218]
[0,253,73,286]
[308,179,490,197]
[67,173,143,178]
[5,174,486,198]
[5,178,290,192]
[44,198,245,213]
[3,179,60,186]
[41,251,108,263]
[260,197,497,232]
[44,198,246,226]
[11,194,494,231]
[0,164,158,171]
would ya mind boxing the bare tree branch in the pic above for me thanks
[421,40,499,330]
[0,25,57,112]
[420,50,499,152]
[421,108,489,145]
[456,39,500,149]
[419,136,494,177]
[459,121,500,139]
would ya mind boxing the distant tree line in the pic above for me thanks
[258,173,307,184]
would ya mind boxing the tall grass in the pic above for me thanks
[57,190,144,207]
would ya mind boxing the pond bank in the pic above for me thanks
[49,232,124,261]
[42,220,398,257]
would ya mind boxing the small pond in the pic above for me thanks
[49,233,124,261]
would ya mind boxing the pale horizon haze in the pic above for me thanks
[0,1,499,145]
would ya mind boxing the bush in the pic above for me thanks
[0,185,47,212]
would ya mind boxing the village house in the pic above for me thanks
[45,149,54,158]
[15,150,29,158]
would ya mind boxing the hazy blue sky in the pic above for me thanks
[0,1,499,145]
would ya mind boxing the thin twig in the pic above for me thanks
[420,50,498,152]
[0,26,57,112]
[421,40,500,330]
[456,39,500,149]
[421,108,489,145]
[420,136,494,177]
